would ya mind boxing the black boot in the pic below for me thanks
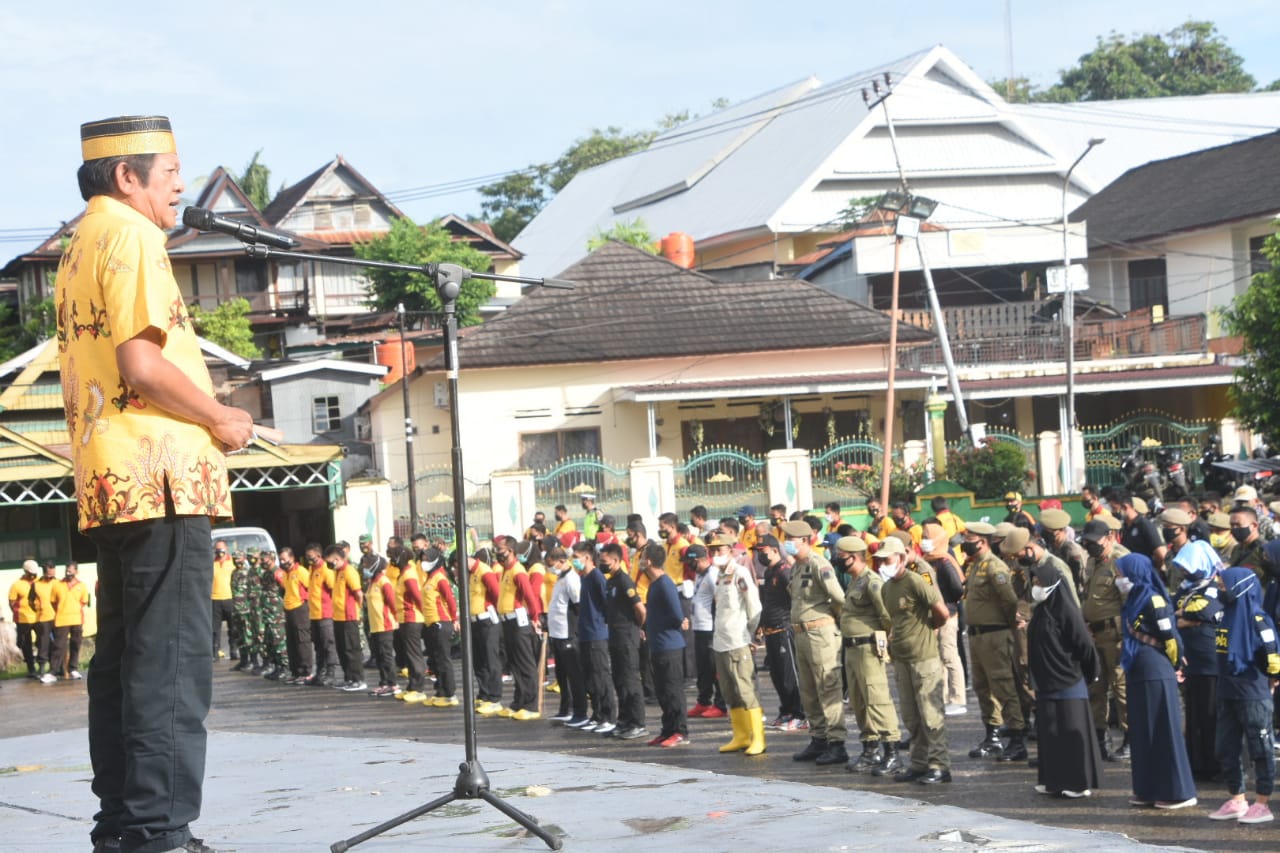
[997,730,1028,762]
[792,737,825,762]
[849,741,882,772]
[251,656,267,675]
[815,740,849,766]
[1097,728,1113,762]
[1112,732,1130,760]
[969,724,1004,758]
[265,664,286,681]
[871,741,902,776]
[233,647,252,671]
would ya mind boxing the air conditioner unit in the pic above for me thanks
[433,381,448,409]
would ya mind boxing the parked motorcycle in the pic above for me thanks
[1156,447,1190,500]
[1120,438,1161,508]
[1199,435,1234,497]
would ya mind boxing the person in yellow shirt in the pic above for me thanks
[328,544,365,691]
[736,506,760,550]
[366,557,401,697]
[303,544,338,687]
[32,561,59,681]
[889,503,924,549]
[553,504,578,544]
[211,539,235,660]
[50,562,90,679]
[9,560,40,678]
[865,499,897,540]
[278,547,313,684]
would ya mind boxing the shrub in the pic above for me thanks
[946,439,1034,499]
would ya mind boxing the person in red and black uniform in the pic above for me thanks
[328,544,365,691]
[420,547,459,706]
[395,547,428,703]
[366,557,400,697]
[469,547,505,715]
[494,535,544,720]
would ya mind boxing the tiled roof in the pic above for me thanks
[445,241,932,369]
[1072,130,1280,246]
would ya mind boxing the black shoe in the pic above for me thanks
[232,660,251,672]
[91,838,120,853]
[178,838,217,853]
[1112,734,1130,761]
[792,737,826,762]
[617,726,648,740]
[814,742,849,766]
[849,741,882,772]
[872,743,902,777]
[250,663,266,675]
[893,767,926,783]
[1097,729,1114,762]
[969,724,1004,758]
[917,768,953,784]
[997,732,1028,762]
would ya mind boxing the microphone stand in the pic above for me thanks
[238,243,569,851]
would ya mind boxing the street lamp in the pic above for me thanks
[1061,137,1104,493]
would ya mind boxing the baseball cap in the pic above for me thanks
[874,537,906,557]
[683,544,708,562]
[999,527,1030,556]
[1131,496,1149,515]
[1004,491,1022,502]
[780,520,813,538]
[705,533,737,549]
[1081,520,1112,543]
[1158,508,1192,527]
[1039,509,1071,531]
[736,504,757,518]
[835,535,867,554]
[22,559,38,574]
[1208,512,1231,530]
[358,533,373,544]
[1234,485,1258,504]
[968,521,996,536]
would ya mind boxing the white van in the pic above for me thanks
[211,526,277,555]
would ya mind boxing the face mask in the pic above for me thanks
[659,530,670,541]
[960,540,981,558]
[1161,527,1179,544]
[1209,532,1232,549]
[712,554,730,568]
[625,536,637,548]
[782,540,799,557]
[1017,554,1036,568]
[1115,576,1134,596]
[571,558,585,571]
[878,564,898,583]
[1084,542,1104,559]
[920,539,935,554]
[892,516,906,528]
[1082,499,1094,510]
[1230,526,1253,544]
[1031,581,1059,603]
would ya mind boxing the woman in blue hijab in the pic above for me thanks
[1207,566,1280,823]
[1170,540,1224,780]
[1116,553,1197,809]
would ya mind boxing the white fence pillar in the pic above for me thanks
[333,477,393,545]
[489,469,536,539]
[1038,431,1062,495]
[1220,417,1244,458]
[766,448,813,515]
[902,440,926,473]
[630,457,676,536]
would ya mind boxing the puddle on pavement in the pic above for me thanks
[623,816,690,834]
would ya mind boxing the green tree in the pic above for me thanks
[837,195,884,229]
[189,297,262,360]
[586,218,658,253]
[354,217,495,327]
[1222,229,1280,444]
[1033,21,1255,102]
[238,150,273,211]
[946,439,1034,498]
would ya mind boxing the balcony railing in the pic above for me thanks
[187,288,308,315]
[898,302,1206,369]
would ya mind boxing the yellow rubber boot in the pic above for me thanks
[719,707,751,753]
[744,706,767,756]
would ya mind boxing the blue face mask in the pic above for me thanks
[571,558,584,571]
[782,540,799,557]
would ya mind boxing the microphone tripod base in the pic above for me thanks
[329,759,562,852]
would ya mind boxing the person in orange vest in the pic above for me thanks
[8,559,39,678]
[467,547,505,715]
[50,562,91,679]
[328,544,365,692]
[494,535,544,720]
[32,560,59,682]
[303,544,337,686]
[365,557,400,697]
[420,547,460,706]
[395,546,428,704]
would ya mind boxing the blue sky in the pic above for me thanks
[1,1,1277,250]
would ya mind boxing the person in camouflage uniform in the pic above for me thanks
[244,548,267,674]
[258,550,289,680]
[230,551,255,671]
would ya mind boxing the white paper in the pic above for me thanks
[486,605,498,624]
[515,606,529,628]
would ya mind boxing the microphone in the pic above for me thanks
[182,207,297,249]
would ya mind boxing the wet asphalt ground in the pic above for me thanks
[2,652,1274,852]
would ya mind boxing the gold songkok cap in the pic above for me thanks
[80,115,175,162]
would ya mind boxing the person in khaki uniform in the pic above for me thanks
[1040,508,1088,596]
[784,519,848,766]
[710,534,766,757]
[879,533,954,783]
[962,521,1026,761]
[837,535,902,774]
[1079,517,1130,760]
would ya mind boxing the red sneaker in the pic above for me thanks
[660,734,689,748]
[701,706,727,719]
[647,734,667,746]
[688,703,710,718]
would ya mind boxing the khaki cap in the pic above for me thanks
[705,533,737,549]
[992,522,1015,539]
[1101,514,1123,531]
[1131,496,1149,515]
[968,521,997,536]
[1208,512,1231,530]
[835,535,867,554]
[874,537,906,557]
[780,520,814,538]
[887,530,913,549]
[1234,485,1258,503]
[999,527,1031,556]
[1270,501,1280,518]
[1158,508,1193,527]
[1039,508,1072,531]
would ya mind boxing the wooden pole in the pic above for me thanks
[880,234,903,511]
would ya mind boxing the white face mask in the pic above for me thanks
[1031,581,1059,603]
[1115,576,1134,596]
[711,554,730,568]
[920,538,935,554]
[877,563,898,583]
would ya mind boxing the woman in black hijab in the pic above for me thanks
[1027,557,1103,797]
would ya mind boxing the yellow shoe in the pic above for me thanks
[545,681,560,693]
[217,650,226,660]
[497,706,516,718]
[476,701,502,716]
[399,668,409,678]
[513,709,542,721]
[744,706,767,756]
[401,691,428,705]
[719,708,751,753]
[437,696,459,707]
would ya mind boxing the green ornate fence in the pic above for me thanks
[392,469,492,543]
[1081,411,1214,489]
[674,445,767,522]
[810,435,885,510]
[532,455,631,524]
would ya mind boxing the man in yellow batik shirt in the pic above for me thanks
[56,115,254,853]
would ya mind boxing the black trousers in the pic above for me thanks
[211,598,234,656]
[639,638,655,699]
[609,625,645,730]
[370,630,396,687]
[335,620,363,683]
[580,639,616,723]
[34,620,53,666]
[424,622,456,697]
[311,617,336,672]
[87,515,213,853]
[652,648,689,738]
[284,607,313,677]
[764,629,805,719]
[502,619,537,712]
[693,630,724,708]
[397,623,427,692]
[51,624,83,675]
[471,617,502,702]
[16,621,35,672]
[552,636,588,718]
